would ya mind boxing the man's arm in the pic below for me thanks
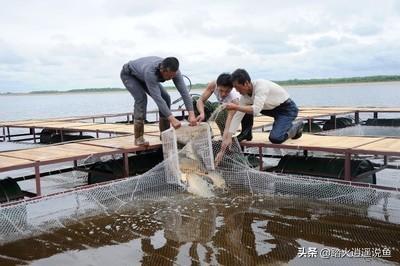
[215,107,245,166]
[223,99,239,137]
[173,70,197,126]
[196,81,216,122]
[144,73,173,118]
[215,110,235,166]
[252,85,268,115]
[143,72,183,129]
[226,84,267,116]
[225,103,253,114]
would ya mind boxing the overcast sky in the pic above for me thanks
[1,0,400,92]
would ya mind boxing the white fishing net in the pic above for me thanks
[162,122,215,184]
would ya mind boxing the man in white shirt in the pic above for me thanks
[195,73,253,141]
[216,69,302,164]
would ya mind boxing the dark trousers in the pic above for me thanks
[261,99,298,144]
[240,113,254,136]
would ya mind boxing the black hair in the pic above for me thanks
[161,57,179,72]
[216,73,232,87]
[231,68,251,85]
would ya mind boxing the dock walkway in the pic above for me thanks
[243,133,400,184]
[1,106,400,197]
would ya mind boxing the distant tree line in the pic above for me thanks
[1,75,399,95]
[168,75,400,89]
[28,88,125,94]
[275,75,400,86]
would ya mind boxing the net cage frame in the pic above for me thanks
[0,124,399,245]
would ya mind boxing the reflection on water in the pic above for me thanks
[0,193,399,265]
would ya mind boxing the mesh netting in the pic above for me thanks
[0,123,400,248]
[209,104,229,136]
[162,122,215,173]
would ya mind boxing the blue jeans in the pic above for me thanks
[260,98,299,144]
[120,66,170,121]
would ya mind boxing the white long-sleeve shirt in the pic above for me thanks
[228,79,289,134]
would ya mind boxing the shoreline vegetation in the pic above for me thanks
[1,75,399,95]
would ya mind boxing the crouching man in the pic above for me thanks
[216,68,303,164]
[195,73,253,141]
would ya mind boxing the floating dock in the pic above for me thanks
[243,133,400,186]
[1,106,400,199]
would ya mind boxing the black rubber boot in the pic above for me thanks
[288,120,303,140]
[236,114,254,142]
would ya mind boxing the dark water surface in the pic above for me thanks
[0,194,399,265]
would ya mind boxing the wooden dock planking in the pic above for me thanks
[249,133,384,150]
[298,110,353,115]
[4,121,99,130]
[299,107,356,111]
[1,106,400,194]
[0,136,163,196]
[0,120,48,126]
[143,124,161,133]
[62,123,134,133]
[253,116,275,123]
[356,107,400,112]
[253,120,272,129]
[81,135,162,149]
[355,138,400,155]
[2,106,398,128]
[3,106,391,140]
[0,155,35,171]
[243,133,400,181]
[0,120,160,137]
[22,121,95,129]
[2,143,118,163]
[1,131,397,191]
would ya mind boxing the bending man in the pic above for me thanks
[120,56,197,146]
[216,68,303,164]
[195,73,253,142]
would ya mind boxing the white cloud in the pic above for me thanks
[0,0,399,92]
[0,40,26,65]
